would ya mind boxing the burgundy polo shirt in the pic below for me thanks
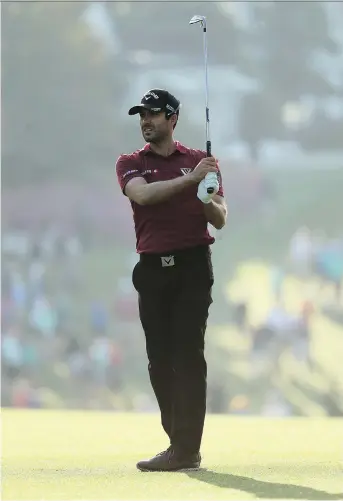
[116,141,224,254]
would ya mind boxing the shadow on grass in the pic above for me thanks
[184,469,343,500]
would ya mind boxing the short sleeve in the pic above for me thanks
[115,155,143,195]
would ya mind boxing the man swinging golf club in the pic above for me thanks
[115,16,227,472]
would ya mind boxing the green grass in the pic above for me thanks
[2,410,343,500]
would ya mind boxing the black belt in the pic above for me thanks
[140,245,210,268]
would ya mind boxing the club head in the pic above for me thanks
[189,15,206,28]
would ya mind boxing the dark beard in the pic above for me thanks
[142,129,166,144]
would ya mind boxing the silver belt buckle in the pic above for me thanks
[161,255,175,267]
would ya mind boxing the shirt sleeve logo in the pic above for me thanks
[122,169,139,179]
[142,169,158,176]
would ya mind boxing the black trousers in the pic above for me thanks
[132,245,214,455]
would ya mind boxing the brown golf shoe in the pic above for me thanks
[136,446,201,472]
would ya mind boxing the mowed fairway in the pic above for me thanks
[2,410,342,500]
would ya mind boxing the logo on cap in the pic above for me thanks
[144,91,159,100]
[166,104,176,113]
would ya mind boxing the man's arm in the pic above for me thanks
[203,195,227,230]
[116,155,218,206]
[125,176,195,206]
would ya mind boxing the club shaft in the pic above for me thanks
[202,23,214,193]
[202,26,211,152]
[190,16,214,193]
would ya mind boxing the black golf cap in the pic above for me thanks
[128,89,180,117]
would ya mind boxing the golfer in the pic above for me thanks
[116,89,227,471]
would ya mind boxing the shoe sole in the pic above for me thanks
[137,465,201,472]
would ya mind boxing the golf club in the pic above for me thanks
[189,15,215,194]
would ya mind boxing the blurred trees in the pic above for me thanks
[238,2,341,151]
[2,1,342,186]
[2,2,121,186]
[107,2,240,65]
[256,2,335,99]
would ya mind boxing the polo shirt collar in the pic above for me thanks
[142,141,187,155]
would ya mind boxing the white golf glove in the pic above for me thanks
[197,172,219,204]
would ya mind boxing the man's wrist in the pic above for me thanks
[186,172,198,185]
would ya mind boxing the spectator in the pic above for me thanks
[2,327,24,379]
[29,296,57,337]
[28,259,46,301]
[289,226,313,279]
[291,301,314,369]
[10,271,27,315]
[270,265,285,302]
[232,301,249,336]
[90,301,109,335]
[89,336,112,385]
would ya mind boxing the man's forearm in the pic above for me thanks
[204,199,227,229]
[138,175,194,205]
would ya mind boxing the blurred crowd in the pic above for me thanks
[0,162,280,413]
[2,223,342,416]
[1,226,132,410]
[224,226,343,416]
[289,227,343,301]
[234,226,343,370]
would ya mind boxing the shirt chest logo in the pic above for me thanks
[180,168,192,175]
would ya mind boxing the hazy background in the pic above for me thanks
[2,1,343,417]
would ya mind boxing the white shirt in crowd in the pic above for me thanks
[289,227,313,264]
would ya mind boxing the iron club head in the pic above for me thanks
[189,15,206,28]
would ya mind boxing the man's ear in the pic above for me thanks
[170,113,178,130]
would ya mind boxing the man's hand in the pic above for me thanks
[189,157,218,183]
[197,172,219,204]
